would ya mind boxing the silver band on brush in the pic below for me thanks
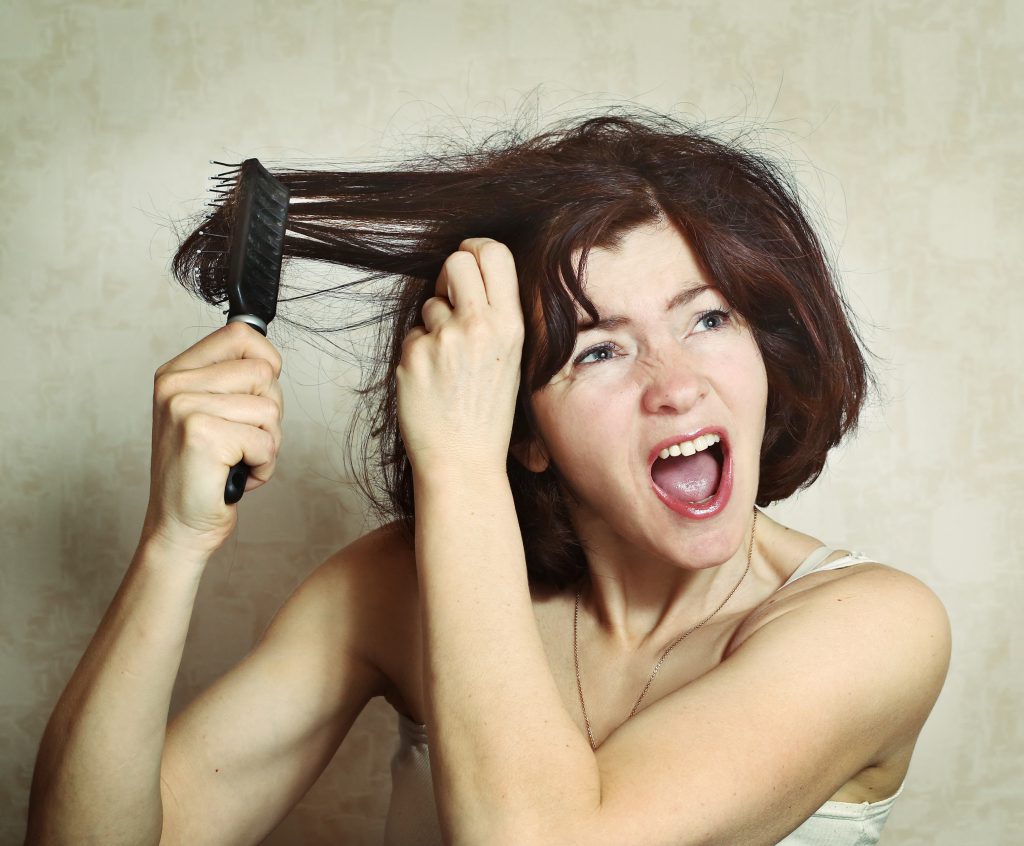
[227,314,268,336]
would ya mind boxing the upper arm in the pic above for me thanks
[586,565,951,846]
[158,527,402,846]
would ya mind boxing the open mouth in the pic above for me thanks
[649,432,732,519]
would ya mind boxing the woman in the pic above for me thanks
[26,113,950,845]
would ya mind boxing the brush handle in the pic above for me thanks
[223,314,267,505]
[224,461,249,504]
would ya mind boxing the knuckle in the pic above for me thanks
[478,239,513,264]
[402,328,424,349]
[270,422,283,450]
[462,314,489,338]
[180,412,214,447]
[444,250,475,272]
[165,390,193,421]
[459,236,494,252]
[435,322,457,341]
[153,371,181,406]
[259,395,281,423]
[258,340,284,377]
[225,320,252,340]
[247,356,276,385]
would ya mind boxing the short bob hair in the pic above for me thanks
[174,110,871,588]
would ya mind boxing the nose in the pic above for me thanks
[639,343,707,416]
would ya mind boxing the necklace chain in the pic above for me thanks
[573,509,758,751]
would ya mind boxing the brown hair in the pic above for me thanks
[173,110,872,588]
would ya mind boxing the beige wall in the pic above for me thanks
[2,1,1021,843]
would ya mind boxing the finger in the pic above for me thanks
[402,326,428,347]
[176,412,278,486]
[165,392,283,445]
[456,238,521,314]
[155,357,281,406]
[158,322,283,380]
[421,296,454,332]
[213,418,278,483]
[436,249,487,312]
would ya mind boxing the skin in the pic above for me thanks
[390,226,950,843]
[518,220,770,651]
[26,226,951,846]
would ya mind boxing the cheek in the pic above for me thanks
[733,337,768,408]
[753,354,769,414]
[532,386,623,469]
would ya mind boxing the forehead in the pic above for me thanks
[577,220,710,313]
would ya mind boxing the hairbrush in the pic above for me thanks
[213,158,290,504]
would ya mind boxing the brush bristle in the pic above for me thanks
[225,159,290,327]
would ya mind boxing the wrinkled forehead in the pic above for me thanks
[574,221,708,305]
[519,219,714,385]
[543,221,712,325]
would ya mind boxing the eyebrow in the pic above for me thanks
[576,284,713,332]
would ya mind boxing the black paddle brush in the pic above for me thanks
[215,158,290,504]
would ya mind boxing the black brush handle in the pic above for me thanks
[224,461,249,505]
[223,315,270,505]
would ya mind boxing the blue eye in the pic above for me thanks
[696,308,732,332]
[574,343,617,366]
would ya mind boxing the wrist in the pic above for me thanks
[139,504,234,559]
[134,526,216,576]
[410,459,511,493]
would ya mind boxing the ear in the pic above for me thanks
[510,437,550,474]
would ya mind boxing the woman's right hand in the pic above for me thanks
[141,321,284,558]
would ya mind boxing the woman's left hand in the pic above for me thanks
[396,238,525,476]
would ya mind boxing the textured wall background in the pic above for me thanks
[2,1,1021,843]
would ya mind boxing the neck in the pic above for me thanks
[574,509,761,653]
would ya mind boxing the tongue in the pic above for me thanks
[651,451,721,503]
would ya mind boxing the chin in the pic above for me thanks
[668,492,758,571]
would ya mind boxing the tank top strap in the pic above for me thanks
[779,546,877,591]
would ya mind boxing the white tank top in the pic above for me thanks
[382,547,904,846]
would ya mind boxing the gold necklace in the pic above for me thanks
[573,509,757,750]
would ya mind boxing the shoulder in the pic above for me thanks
[309,520,419,626]
[769,555,950,637]
[265,521,419,675]
[733,560,951,752]
[315,520,418,591]
[586,560,949,845]
[312,521,422,690]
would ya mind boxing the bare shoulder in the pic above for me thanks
[732,559,952,753]
[314,520,418,600]
[736,556,952,665]
[306,520,419,655]
[313,522,423,710]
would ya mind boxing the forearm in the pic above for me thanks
[26,538,208,846]
[413,467,599,844]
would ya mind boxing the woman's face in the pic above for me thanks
[522,220,768,570]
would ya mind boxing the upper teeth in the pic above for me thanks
[658,433,721,460]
